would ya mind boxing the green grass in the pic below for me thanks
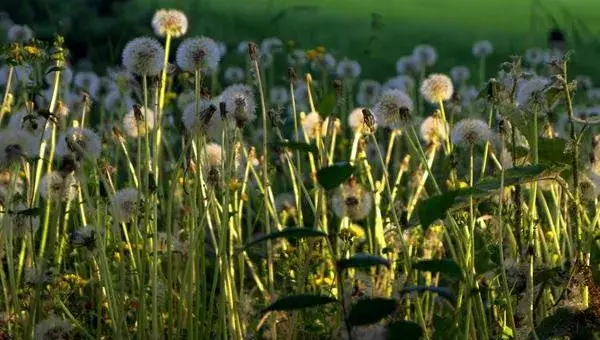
[136,0,600,80]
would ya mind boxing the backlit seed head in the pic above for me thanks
[260,37,284,55]
[301,111,323,140]
[7,24,33,43]
[335,58,361,79]
[355,80,381,106]
[412,44,438,68]
[516,76,549,107]
[348,107,377,134]
[39,171,78,202]
[151,9,188,38]
[451,118,492,147]
[372,89,414,130]
[287,49,308,67]
[223,66,245,84]
[450,65,471,84]
[269,86,290,106]
[73,71,101,98]
[383,75,415,93]
[221,84,256,128]
[35,315,73,340]
[420,73,454,104]
[176,36,221,73]
[419,113,448,146]
[56,127,102,161]
[182,101,219,136]
[0,129,36,169]
[331,180,373,221]
[524,47,544,66]
[122,106,155,138]
[472,40,493,58]
[111,188,141,223]
[122,37,165,76]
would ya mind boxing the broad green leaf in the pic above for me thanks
[277,140,318,154]
[400,286,456,304]
[337,253,390,271]
[387,321,423,340]
[243,228,327,250]
[262,294,337,313]
[538,138,571,164]
[316,162,355,190]
[412,259,463,280]
[417,191,459,230]
[13,207,41,217]
[317,92,336,116]
[348,298,397,326]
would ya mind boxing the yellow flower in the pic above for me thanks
[315,46,326,54]
[229,179,242,191]
[24,45,42,57]
[306,49,318,61]
[113,252,121,262]
[446,179,469,190]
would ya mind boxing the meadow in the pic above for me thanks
[2,4,600,340]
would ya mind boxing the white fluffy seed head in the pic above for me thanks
[412,45,438,68]
[0,128,37,169]
[396,56,418,74]
[269,86,289,106]
[356,80,381,106]
[103,91,135,112]
[382,75,415,93]
[287,49,308,67]
[181,100,220,136]
[122,106,155,137]
[260,37,284,55]
[55,127,102,161]
[450,66,471,84]
[451,119,492,147]
[73,71,101,98]
[516,76,549,107]
[472,40,493,58]
[223,66,245,84]
[274,192,297,215]
[7,24,33,43]
[372,89,414,130]
[176,37,221,73]
[419,114,448,145]
[122,37,165,76]
[301,111,323,140]
[336,59,361,79]
[420,74,454,104]
[310,53,336,72]
[39,171,78,202]
[111,188,141,222]
[203,143,223,168]
[221,84,256,126]
[151,9,188,38]
[524,48,544,66]
[348,107,376,133]
[35,315,73,340]
[331,181,373,221]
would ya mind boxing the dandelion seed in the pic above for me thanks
[122,37,165,76]
[182,100,219,136]
[412,44,437,68]
[73,71,101,98]
[122,106,155,138]
[287,49,308,67]
[348,107,377,133]
[301,111,323,140]
[420,73,454,104]
[524,47,544,66]
[356,80,381,106]
[516,76,549,107]
[111,188,141,223]
[221,84,256,127]
[223,66,245,84]
[269,86,289,106]
[176,36,221,73]
[260,37,284,55]
[419,114,448,145]
[336,58,361,79]
[56,127,102,161]
[39,171,78,202]
[450,66,471,84]
[451,118,492,147]
[0,129,36,169]
[7,24,33,43]
[472,40,493,58]
[151,9,188,38]
[372,89,414,130]
[34,315,73,340]
[331,180,373,221]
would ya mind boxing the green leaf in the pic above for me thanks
[243,228,327,250]
[13,207,41,217]
[400,286,456,304]
[537,137,571,164]
[262,294,337,313]
[316,162,355,190]
[277,140,318,154]
[412,259,463,280]
[417,191,459,230]
[337,253,390,271]
[45,66,65,74]
[348,298,397,326]
[387,321,423,340]
[473,164,564,194]
[316,92,336,116]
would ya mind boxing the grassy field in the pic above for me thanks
[134,0,600,80]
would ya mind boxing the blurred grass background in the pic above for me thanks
[2,0,600,80]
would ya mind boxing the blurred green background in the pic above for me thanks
[2,0,600,80]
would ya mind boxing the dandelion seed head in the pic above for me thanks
[516,76,549,107]
[39,171,78,202]
[524,47,544,66]
[122,106,155,137]
[372,89,414,130]
[176,36,221,73]
[111,188,141,223]
[7,24,33,43]
[35,315,73,340]
[396,56,419,74]
[382,75,415,93]
[287,49,308,67]
[412,44,437,68]
[151,9,188,38]
[420,73,454,104]
[203,143,223,168]
[419,114,448,145]
[310,53,336,72]
[580,173,599,201]
[182,100,219,136]
[336,58,361,79]
[0,129,36,169]
[501,149,514,170]
[103,91,135,112]
[260,37,284,55]
[348,107,377,133]
[356,80,381,106]
[451,119,492,147]
[269,86,289,106]
[122,37,165,76]
[73,71,100,98]
[44,66,73,88]
[274,192,297,216]
[56,127,102,161]
[301,111,323,140]
[223,66,245,84]
[450,65,471,84]
[331,181,372,221]
[222,84,256,127]
[472,40,493,57]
